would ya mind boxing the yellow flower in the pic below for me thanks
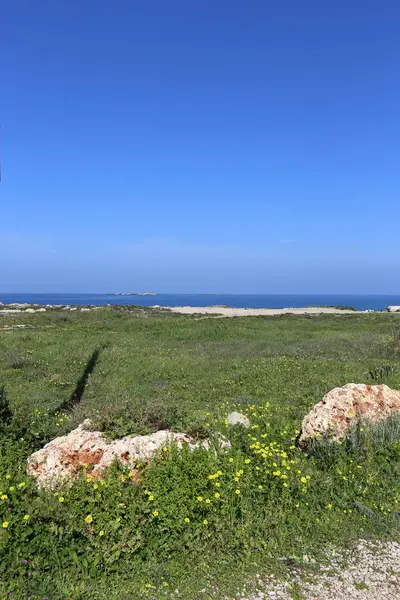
[99,530,105,536]
[300,477,307,484]
[1,494,8,501]
[23,514,30,521]
[326,504,332,509]
[203,519,208,525]
[214,492,220,498]
[197,496,203,502]
[2,522,9,528]
[18,482,26,488]
[149,495,154,501]
[215,481,221,487]
[93,484,99,490]
[59,497,65,503]
[205,499,211,504]
[5,475,10,480]
[9,487,15,492]
[283,482,288,488]
[258,485,263,490]
[234,477,239,482]
[85,514,93,524]
[228,458,234,463]
[184,517,190,523]
[235,489,241,495]
[153,511,159,517]
[244,459,251,464]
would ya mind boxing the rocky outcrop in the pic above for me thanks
[387,306,400,312]
[299,384,400,445]
[27,421,230,486]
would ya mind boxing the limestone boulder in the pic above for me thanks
[299,383,400,445]
[27,422,230,486]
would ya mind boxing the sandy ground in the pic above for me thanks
[239,540,400,600]
[162,306,363,317]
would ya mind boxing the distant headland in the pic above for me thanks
[107,292,159,296]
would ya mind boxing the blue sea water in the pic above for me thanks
[0,293,399,311]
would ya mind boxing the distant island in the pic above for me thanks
[108,292,159,296]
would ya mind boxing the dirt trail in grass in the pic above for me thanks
[239,541,400,600]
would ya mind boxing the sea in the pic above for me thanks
[0,294,399,311]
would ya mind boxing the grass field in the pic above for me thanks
[1,308,400,599]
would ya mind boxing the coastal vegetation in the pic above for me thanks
[0,308,400,599]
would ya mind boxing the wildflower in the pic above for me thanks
[235,489,241,495]
[228,458,234,463]
[2,522,9,528]
[300,477,307,484]
[326,504,332,509]
[258,485,263,490]
[205,498,211,504]
[184,517,190,523]
[203,519,208,525]
[85,514,93,524]
[93,484,99,490]
[23,515,30,521]
[58,497,65,503]
[215,481,220,487]
[5,475,10,480]
[197,496,203,502]
[153,511,159,517]
[244,459,251,464]
[162,447,167,452]
[9,487,15,492]
[99,530,105,536]
[18,482,26,488]
[1,495,8,501]
[234,477,239,482]
[148,495,154,501]
[283,482,288,488]
[214,492,220,498]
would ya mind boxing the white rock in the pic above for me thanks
[27,424,230,486]
[35,308,46,312]
[80,308,91,312]
[227,411,250,428]
[299,383,400,444]
[25,308,36,313]
[387,305,400,312]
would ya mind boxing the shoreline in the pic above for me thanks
[161,306,374,317]
[0,302,387,317]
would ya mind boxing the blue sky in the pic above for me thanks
[1,0,399,293]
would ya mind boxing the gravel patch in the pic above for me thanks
[239,541,400,600]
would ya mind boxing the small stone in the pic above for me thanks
[227,411,250,428]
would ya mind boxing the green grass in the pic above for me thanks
[0,308,400,599]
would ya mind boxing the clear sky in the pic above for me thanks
[1,0,399,293]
